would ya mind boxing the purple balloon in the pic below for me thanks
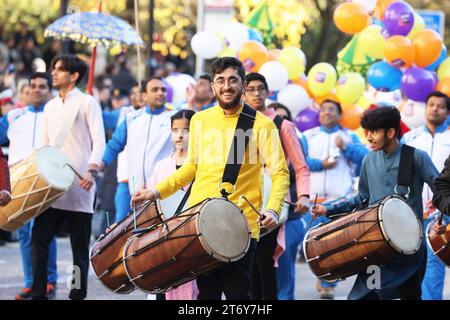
[400,67,437,102]
[383,1,415,36]
[295,108,320,132]
[163,79,174,103]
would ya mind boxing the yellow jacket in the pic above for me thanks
[156,104,290,240]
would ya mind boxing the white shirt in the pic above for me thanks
[42,87,106,213]
[116,106,134,182]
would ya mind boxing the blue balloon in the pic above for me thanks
[268,90,279,101]
[367,61,403,92]
[248,28,263,43]
[425,44,447,71]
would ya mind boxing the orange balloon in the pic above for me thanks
[373,0,395,20]
[412,29,443,68]
[238,40,269,72]
[333,3,369,35]
[340,103,363,130]
[314,92,339,106]
[384,35,415,68]
[436,77,450,97]
[268,49,281,61]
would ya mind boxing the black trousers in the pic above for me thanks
[196,239,257,300]
[251,227,279,300]
[31,208,92,300]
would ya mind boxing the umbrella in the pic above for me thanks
[44,1,144,94]
[336,34,375,78]
[245,0,274,45]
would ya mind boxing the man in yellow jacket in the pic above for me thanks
[131,57,290,300]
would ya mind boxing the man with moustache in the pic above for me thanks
[312,107,439,300]
[131,57,290,300]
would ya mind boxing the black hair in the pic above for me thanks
[268,102,292,121]
[321,99,342,114]
[245,72,269,91]
[361,107,401,139]
[51,54,87,85]
[30,72,52,90]
[425,91,450,111]
[171,109,195,127]
[211,57,246,82]
[143,76,164,92]
[199,73,212,83]
[132,80,146,91]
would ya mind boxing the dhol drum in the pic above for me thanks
[304,195,422,282]
[426,216,450,267]
[90,201,164,294]
[0,146,74,231]
[123,197,251,294]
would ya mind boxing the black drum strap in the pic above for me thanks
[273,115,284,132]
[174,180,194,217]
[397,144,415,198]
[220,104,257,198]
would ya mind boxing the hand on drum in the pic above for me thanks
[130,189,155,208]
[311,204,328,218]
[258,210,278,229]
[294,196,310,214]
[0,190,11,206]
[433,221,446,235]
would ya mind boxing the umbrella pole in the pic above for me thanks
[87,0,103,95]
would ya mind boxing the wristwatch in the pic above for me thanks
[88,169,98,178]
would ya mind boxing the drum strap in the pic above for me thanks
[54,94,82,148]
[397,144,415,198]
[174,180,194,217]
[273,115,284,132]
[220,104,257,197]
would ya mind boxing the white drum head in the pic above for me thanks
[198,199,251,262]
[36,146,75,190]
[379,196,422,255]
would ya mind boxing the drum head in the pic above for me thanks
[36,146,75,190]
[379,196,422,255]
[198,199,251,262]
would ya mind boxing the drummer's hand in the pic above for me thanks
[433,221,446,235]
[80,172,94,191]
[0,190,11,206]
[294,196,310,214]
[258,210,279,229]
[106,223,118,234]
[130,189,155,208]
[311,204,328,218]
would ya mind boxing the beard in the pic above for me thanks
[216,89,243,110]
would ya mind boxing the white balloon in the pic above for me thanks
[221,22,249,51]
[375,89,403,107]
[259,61,289,92]
[350,0,377,13]
[277,84,311,115]
[165,74,196,106]
[191,31,223,59]
[400,100,426,129]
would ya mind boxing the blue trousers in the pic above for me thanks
[421,214,448,300]
[114,182,131,223]
[18,220,58,288]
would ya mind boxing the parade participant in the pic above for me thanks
[244,73,310,300]
[432,155,450,226]
[0,72,58,299]
[0,147,10,207]
[31,54,106,300]
[184,74,216,112]
[312,107,439,300]
[402,91,450,300]
[131,57,290,300]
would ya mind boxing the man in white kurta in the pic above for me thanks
[31,55,106,300]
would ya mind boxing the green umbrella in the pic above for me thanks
[336,34,376,78]
[245,0,274,44]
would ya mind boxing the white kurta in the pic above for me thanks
[42,87,106,214]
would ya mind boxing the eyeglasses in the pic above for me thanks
[246,86,267,94]
[213,77,241,88]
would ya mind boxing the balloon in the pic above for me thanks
[359,25,386,59]
[425,44,447,71]
[400,100,426,129]
[400,67,437,102]
[307,62,337,97]
[221,22,249,51]
[383,1,415,36]
[375,89,403,107]
[336,73,366,104]
[248,28,263,43]
[350,0,377,13]
[162,79,174,103]
[333,3,369,35]
[291,77,313,98]
[367,61,402,92]
[191,31,224,59]
[268,49,281,61]
[219,46,237,58]
[259,61,289,91]
[412,29,443,68]
[354,126,368,144]
[340,103,364,130]
[437,57,450,80]
[436,77,450,97]
[278,47,306,80]
[314,92,339,107]
[238,40,269,72]
[277,84,311,115]
[374,0,395,20]
[294,108,320,132]
[165,73,196,106]
[407,13,425,39]
[383,35,415,68]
